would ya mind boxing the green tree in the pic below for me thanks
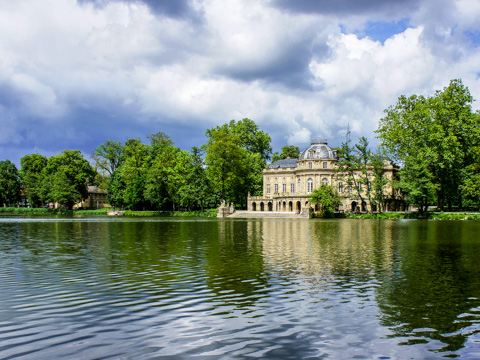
[228,118,272,161]
[0,160,21,206]
[370,152,391,212]
[117,139,148,210]
[178,147,211,211]
[92,139,123,176]
[144,143,180,210]
[376,79,480,211]
[309,185,341,218]
[204,125,247,202]
[272,145,301,162]
[42,150,96,209]
[20,153,48,207]
[336,138,368,212]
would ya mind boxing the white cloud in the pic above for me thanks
[1,0,480,165]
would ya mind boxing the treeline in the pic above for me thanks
[376,79,480,212]
[0,118,272,210]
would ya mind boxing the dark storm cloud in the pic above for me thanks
[216,37,330,90]
[78,0,202,21]
[217,46,311,89]
[271,0,419,17]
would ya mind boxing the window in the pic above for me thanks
[283,184,287,193]
[338,182,343,193]
[323,162,328,169]
[308,162,312,169]
[322,178,328,186]
[274,184,278,193]
[307,178,313,194]
[291,183,295,193]
[267,184,270,194]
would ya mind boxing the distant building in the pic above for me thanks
[247,139,405,214]
[75,186,109,209]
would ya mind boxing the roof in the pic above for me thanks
[268,158,298,169]
[299,140,338,160]
[87,185,107,194]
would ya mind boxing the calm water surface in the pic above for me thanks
[1,216,480,359]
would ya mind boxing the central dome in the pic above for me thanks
[299,140,337,160]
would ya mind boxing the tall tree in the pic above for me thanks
[272,145,301,163]
[231,118,272,161]
[92,139,123,176]
[178,147,211,211]
[376,79,480,211]
[41,150,96,209]
[204,125,247,202]
[0,160,21,207]
[336,138,368,212]
[20,154,48,207]
[118,139,148,210]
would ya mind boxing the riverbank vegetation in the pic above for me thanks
[0,118,270,211]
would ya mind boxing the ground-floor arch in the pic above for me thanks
[296,201,301,212]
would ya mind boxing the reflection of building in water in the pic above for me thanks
[248,139,405,214]
[260,219,396,281]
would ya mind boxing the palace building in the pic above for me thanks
[247,139,405,214]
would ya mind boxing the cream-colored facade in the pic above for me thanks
[247,139,405,214]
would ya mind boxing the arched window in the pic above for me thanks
[307,178,313,194]
[322,178,328,186]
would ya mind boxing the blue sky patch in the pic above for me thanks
[465,30,480,47]
[350,18,411,43]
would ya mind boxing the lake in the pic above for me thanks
[1,216,480,359]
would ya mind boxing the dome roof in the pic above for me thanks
[299,140,337,160]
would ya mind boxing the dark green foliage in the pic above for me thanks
[309,185,341,218]
[42,150,96,209]
[20,154,48,207]
[204,118,271,206]
[0,160,21,206]
[272,145,300,162]
[376,79,480,211]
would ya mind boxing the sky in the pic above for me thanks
[1,0,480,166]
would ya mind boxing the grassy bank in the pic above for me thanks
[123,209,217,217]
[0,207,217,217]
[343,211,480,220]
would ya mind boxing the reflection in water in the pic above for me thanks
[1,216,480,359]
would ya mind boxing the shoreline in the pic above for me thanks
[1,207,480,220]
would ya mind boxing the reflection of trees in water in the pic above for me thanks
[374,221,480,353]
[204,220,268,309]
[261,219,480,354]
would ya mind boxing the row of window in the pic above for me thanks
[266,180,375,195]
[267,178,331,194]
[307,162,328,169]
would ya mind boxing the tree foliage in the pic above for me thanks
[42,150,96,209]
[93,139,123,176]
[20,154,48,207]
[376,79,480,211]
[272,145,301,162]
[0,160,21,206]
[204,118,270,205]
[309,185,341,218]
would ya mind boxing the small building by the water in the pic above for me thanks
[247,139,405,214]
[75,186,109,209]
